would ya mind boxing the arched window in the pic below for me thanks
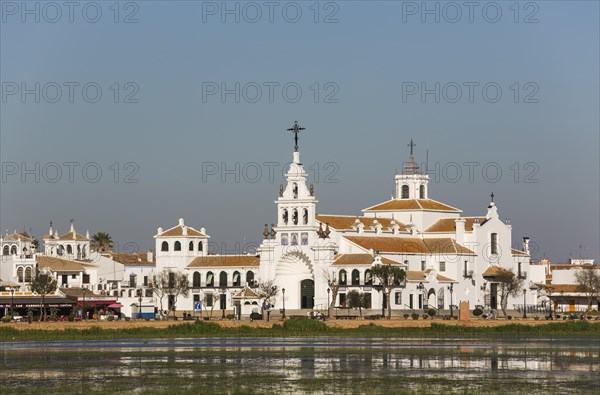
[419,185,425,199]
[66,245,72,254]
[339,270,347,286]
[291,234,298,245]
[282,209,288,225]
[219,271,228,287]
[198,242,203,252]
[57,245,64,256]
[174,241,182,251]
[491,233,498,255]
[303,209,308,225]
[206,271,214,287]
[292,209,298,225]
[351,269,360,285]
[161,241,169,252]
[364,269,372,285]
[2,245,8,255]
[25,267,32,282]
[233,271,241,286]
[189,241,194,251]
[293,183,298,199]
[98,284,102,290]
[246,271,255,286]
[401,185,409,199]
[437,288,445,309]
[193,272,201,288]
[17,267,24,282]
[10,245,17,255]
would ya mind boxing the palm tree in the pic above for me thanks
[91,232,114,252]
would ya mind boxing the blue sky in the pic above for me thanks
[1,0,598,262]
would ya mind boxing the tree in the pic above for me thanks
[371,264,406,319]
[323,269,340,319]
[575,268,600,311]
[255,280,278,317]
[29,267,58,321]
[151,270,190,319]
[347,290,369,318]
[91,232,114,252]
[495,268,524,318]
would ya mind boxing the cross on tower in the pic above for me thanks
[407,139,416,156]
[286,121,306,152]
[490,192,495,202]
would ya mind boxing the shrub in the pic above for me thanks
[482,314,487,319]
[1,316,10,323]
[587,316,592,320]
[283,317,327,331]
[68,312,75,322]
[427,308,436,318]
[403,313,410,320]
[473,308,484,317]
[411,313,419,320]
[107,316,114,321]
[422,314,429,320]
[534,316,540,321]
[364,315,380,320]
[507,316,512,320]
[226,314,235,320]
[250,312,262,321]
[125,317,130,321]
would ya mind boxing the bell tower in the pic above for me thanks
[395,139,429,200]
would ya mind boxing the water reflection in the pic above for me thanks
[0,338,598,393]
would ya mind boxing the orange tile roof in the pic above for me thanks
[331,254,402,266]
[343,236,475,255]
[187,255,260,268]
[482,265,505,277]
[511,249,529,256]
[59,287,102,298]
[3,232,34,242]
[316,215,407,231]
[542,284,582,293]
[37,256,89,272]
[425,217,487,232]
[57,231,90,241]
[158,225,206,238]
[111,253,155,266]
[363,199,461,213]
[232,287,260,299]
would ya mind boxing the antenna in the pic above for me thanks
[426,149,429,174]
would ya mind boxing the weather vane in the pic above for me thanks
[286,121,306,152]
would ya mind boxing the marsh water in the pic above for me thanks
[1,337,598,394]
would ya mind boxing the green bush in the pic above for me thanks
[125,317,130,321]
[1,316,10,323]
[422,314,429,320]
[403,313,410,320]
[473,308,484,317]
[226,314,235,320]
[68,312,75,322]
[107,316,114,321]
[427,308,436,317]
[250,312,262,321]
[283,317,327,331]
[364,315,380,320]
[411,313,419,320]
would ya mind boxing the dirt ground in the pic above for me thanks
[3,316,596,331]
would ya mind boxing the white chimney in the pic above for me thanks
[178,218,185,227]
[455,218,466,244]
[147,249,154,262]
[523,237,530,255]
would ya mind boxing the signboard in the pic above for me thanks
[194,301,202,313]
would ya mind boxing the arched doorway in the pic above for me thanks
[300,279,314,309]
[427,288,436,309]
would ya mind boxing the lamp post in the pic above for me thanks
[327,288,330,318]
[559,291,564,314]
[480,282,487,309]
[138,289,143,320]
[282,288,286,319]
[448,283,454,318]
[10,288,15,320]
[221,288,226,319]
[417,282,425,310]
[523,288,527,319]
[82,288,87,320]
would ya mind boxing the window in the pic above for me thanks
[219,271,228,287]
[206,271,214,287]
[161,241,169,252]
[401,184,409,199]
[303,209,308,225]
[233,271,241,286]
[174,241,182,251]
[204,294,213,307]
[339,293,347,307]
[281,233,288,246]
[198,242,203,252]
[351,269,360,286]
[246,271,255,286]
[292,209,298,225]
[421,261,426,271]
[2,245,9,255]
[25,267,32,282]
[437,288,445,309]
[491,233,498,255]
[518,262,522,277]
[67,245,72,254]
[364,269,372,285]
[419,185,425,199]
[301,233,308,246]
[339,270,347,286]
[193,272,201,288]
[395,292,402,305]
[17,267,24,282]
[130,274,137,288]
[72,274,77,279]
[293,183,298,199]
[144,276,148,286]
[439,261,446,272]
[168,272,175,289]
[291,234,298,246]
[145,289,152,297]
[282,209,288,225]
[464,261,468,277]
[189,241,194,251]
[409,294,413,309]
[82,274,90,284]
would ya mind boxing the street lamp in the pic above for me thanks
[523,288,527,319]
[221,288,226,319]
[282,288,286,319]
[138,289,143,320]
[327,288,330,318]
[448,283,454,318]
[417,282,425,310]
[10,288,15,320]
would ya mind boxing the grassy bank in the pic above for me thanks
[1,318,598,342]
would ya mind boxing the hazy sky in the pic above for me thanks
[1,1,598,263]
